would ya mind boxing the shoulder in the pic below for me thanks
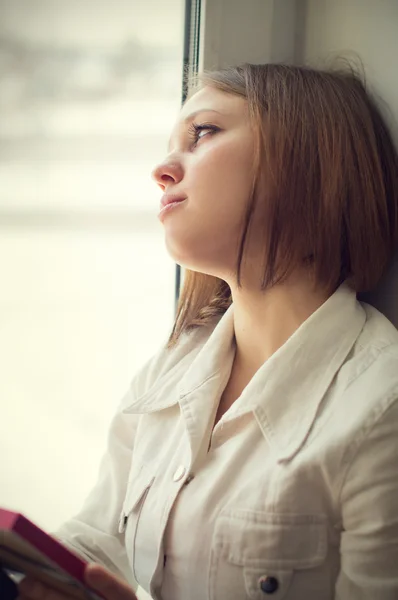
[332,303,398,467]
[357,301,398,353]
[341,301,398,396]
[120,318,221,410]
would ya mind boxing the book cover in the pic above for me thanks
[0,509,103,600]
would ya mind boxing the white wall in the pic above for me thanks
[200,0,298,70]
[300,0,398,140]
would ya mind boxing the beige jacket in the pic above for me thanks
[56,283,398,600]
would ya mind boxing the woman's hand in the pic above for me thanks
[17,564,138,600]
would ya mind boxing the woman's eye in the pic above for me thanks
[188,123,219,147]
[196,128,210,141]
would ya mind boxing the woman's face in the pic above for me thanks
[151,85,256,281]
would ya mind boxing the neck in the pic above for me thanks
[229,276,330,380]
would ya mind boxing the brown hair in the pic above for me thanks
[166,62,398,349]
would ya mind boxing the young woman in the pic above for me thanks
[18,63,398,600]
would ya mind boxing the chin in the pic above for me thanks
[163,228,232,272]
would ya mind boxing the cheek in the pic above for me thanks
[189,142,253,212]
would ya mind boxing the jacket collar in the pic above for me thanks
[123,304,235,414]
[249,283,366,462]
[124,283,366,462]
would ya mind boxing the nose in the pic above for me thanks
[151,159,184,191]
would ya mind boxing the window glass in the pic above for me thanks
[0,0,184,531]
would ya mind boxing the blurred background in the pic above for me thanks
[0,0,184,531]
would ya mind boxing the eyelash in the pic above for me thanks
[187,122,219,147]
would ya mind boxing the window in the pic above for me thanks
[0,0,184,531]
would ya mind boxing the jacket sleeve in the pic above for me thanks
[335,394,398,599]
[53,387,140,587]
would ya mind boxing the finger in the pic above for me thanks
[18,578,74,600]
[18,578,46,600]
[84,564,137,600]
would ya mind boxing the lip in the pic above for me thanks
[160,194,187,208]
[158,197,187,221]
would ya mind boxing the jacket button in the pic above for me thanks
[173,465,186,482]
[259,576,279,594]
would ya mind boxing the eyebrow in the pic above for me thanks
[167,108,225,152]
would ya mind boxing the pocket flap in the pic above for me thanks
[118,465,155,533]
[214,510,327,570]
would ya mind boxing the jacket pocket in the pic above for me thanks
[210,510,328,600]
[118,464,156,585]
[118,463,157,588]
[118,464,155,535]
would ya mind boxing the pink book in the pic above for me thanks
[0,508,103,599]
